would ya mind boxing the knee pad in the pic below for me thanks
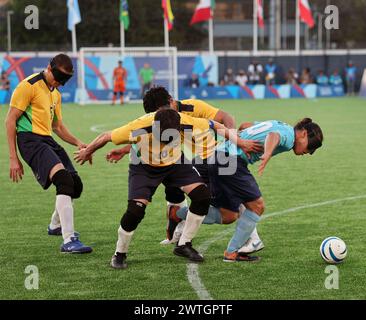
[165,187,186,204]
[188,184,211,216]
[120,200,147,232]
[71,174,83,199]
[52,169,74,197]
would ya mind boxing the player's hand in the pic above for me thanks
[106,145,131,163]
[258,153,272,176]
[77,143,93,165]
[74,148,93,166]
[237,139,263,159]
[9,157,24,183]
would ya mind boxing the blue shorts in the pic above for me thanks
[17,132,77,190]
[208,152,261,212]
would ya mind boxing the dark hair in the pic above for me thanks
[294,118,323,154]
[143,86,172,113]
[51,54,73,73]
[153,108,181,145]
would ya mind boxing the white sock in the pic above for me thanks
[115,226,134,254]
[49,209,61,229]
[178,211,205,246]
[56,195,75,244]
[167,199,188,208]
[250,227,260,241]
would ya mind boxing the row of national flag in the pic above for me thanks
[68,0,316,33]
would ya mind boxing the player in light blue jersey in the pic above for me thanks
[173,118,323,262]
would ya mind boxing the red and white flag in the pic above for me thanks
[299,0,315,28]
[257,0,264,29]
[190,0,214,25]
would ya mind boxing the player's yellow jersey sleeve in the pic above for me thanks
[10,81,33,111]
[180,113,210,135]
[111,113,155,145]
[180,99,219,120]
[54,91,62,121]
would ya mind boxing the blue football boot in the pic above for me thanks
[60,236,92,254]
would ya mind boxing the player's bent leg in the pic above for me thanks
[51,167,92,254]
[238,227,265,254]
[111,199,147,269]
[48,163,67,236]
[160,187,187,244]
[71,173,83,199]
[223,197,265,262]
[173,184,210,263]
[220,208,239,225]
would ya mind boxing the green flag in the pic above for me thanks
[120,0,129,30]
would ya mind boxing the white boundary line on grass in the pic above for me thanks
[187,194,366,300]
[90,123,122,133]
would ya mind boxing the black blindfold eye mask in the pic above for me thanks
[50,59,73,85]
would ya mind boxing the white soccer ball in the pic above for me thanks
[320,237,347,264]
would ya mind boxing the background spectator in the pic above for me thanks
[285,68,299,85]
[248,60,263,85]
[265,58,277,85]
[316,70,329,86]
[188,73,200,88]
[300,68,313,84]
[329,69,343,86]
[223,68,235,85]
[345,61,357,95]
[235,70,248,87]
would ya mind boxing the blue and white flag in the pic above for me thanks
[67,0,82,31]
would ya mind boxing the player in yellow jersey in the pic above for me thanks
[74,107,253,269]
[105,86,263,244]
[5,54,92,254]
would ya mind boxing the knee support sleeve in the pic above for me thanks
[187,184,211,216]
[71,174,83,199]
[165,187,186,204]
[52,169,74,197]
[120,200,147,232]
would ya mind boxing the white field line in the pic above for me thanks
[90,123,122,133]
[187,194,366,300]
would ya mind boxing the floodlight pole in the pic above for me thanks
[7,10,14,53]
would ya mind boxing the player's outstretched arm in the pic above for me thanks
[214,110,236,129]
[258,132,280,176]
[74,131,112,165]
[52,119,85,148]
[106,145,132,163]
[210,120,263,155]
[239,122,254,131]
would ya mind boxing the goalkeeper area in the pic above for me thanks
[1,97,366,300]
